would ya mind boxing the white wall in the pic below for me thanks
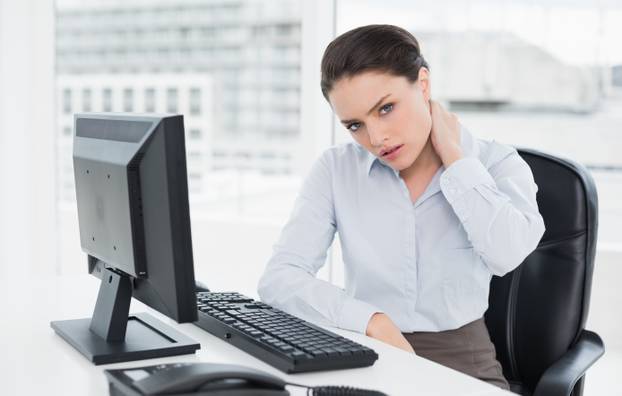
[0,0,56,279]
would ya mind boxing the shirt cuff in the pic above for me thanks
[337,297,382,334]
[440,157,495,203]
[440,157,495,221]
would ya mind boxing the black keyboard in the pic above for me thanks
[194,292,378,373]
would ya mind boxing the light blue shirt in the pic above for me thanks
[258,127,545,334]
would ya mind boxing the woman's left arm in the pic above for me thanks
[430,100,545,276]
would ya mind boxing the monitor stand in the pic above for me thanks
[51,268,200,365]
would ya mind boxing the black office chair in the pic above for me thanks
[485,148,605,396]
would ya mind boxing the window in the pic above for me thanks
[52,0,333,293]
[189,128,202,139]
[102,88,112,112]
[166,88,178,113]
[62,88,72,114]
[275,24,293,36]
[123,88,134,112]
[189,87,201,115]
[82,88,92,112]
[144,87,156,112]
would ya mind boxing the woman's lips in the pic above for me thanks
[381,144,403,160]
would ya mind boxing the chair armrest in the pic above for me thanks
[533,330,605,396]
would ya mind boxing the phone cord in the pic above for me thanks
[287,382,388,396]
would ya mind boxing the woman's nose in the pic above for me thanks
[367,124,388,147]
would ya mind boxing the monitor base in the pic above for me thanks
[51,312,200,365]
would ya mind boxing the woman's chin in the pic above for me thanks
[383,157,412,171]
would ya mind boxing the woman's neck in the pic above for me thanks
[399,136,442,181]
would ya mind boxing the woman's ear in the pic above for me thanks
[418,67,431,102]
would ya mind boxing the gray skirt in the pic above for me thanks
[403,318,510,391]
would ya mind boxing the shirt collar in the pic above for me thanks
[364,125,478,177]
[365,150,380,175]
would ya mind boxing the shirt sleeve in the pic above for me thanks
[439,149,546,276]
[257,152,381,334]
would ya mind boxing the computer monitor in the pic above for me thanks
[51,113,200,365]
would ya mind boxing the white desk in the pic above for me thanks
[1,275,512,396]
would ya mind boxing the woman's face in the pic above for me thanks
[328,70,432,171]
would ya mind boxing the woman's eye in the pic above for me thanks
[347,122,361,132]
[379,103,393,115]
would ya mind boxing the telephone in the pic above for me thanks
[105,362,288,395]
[105,362,388,396]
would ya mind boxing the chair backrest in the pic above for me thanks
[485,148,598,393]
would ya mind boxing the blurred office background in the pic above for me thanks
[0,0,620,393]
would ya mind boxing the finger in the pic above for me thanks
[450,112,460,128]
[433,100,447,114]
[430,100,441,118]
[440,103,452,118]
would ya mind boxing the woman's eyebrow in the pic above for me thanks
[366,94,392,115]
[340,93,392,125]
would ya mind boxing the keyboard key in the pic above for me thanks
[291,351,307,359]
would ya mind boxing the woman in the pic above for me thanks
[258,24,545,390]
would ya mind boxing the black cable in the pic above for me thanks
[307,385,388,395]
[287,382,388,396]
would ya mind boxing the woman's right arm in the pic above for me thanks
[257,152,381,335]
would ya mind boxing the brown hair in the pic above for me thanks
[320,24,428,100]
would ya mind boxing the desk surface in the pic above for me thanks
[1,275,512,396]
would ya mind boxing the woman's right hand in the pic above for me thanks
[366,313,415,353]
